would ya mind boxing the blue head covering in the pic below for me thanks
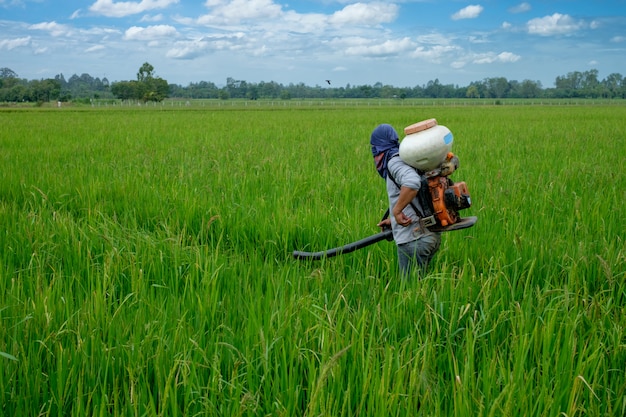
[370,124,400,178]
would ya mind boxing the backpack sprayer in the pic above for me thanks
[293,119,477,260]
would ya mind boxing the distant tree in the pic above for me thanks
[359,84,373,98]
[518,79,542,98]
[218,89,229,100]
[110,62,168,102]
[0,68,21,95]
[603,73,624,98]
[143,77,168,102]
[3,84,28,102]
[4,64,626,102]
[247,85,259,100]
[466,85,480,98]
[54,73,67,88]
[555,71,583,97]
[259,81,280,98]
[0,67,19,79]
[111,80,141,100]
[484,77,510,98]
[137,62,155,82]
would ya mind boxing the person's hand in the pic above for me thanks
[394,211,412,227]
[377,218,392,231]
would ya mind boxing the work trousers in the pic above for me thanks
[397,232,441,278]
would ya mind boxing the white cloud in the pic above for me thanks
[29,21,72,37]
[452,5,483,21]
[166,39,210,59]
[281,10,328,34]
[527,13,584,36]
[469,34,490,44]
[611,36,625,43]
[344,37,414,57]
[0,36,31,50]
[451,50,520,69]
[123,24,178,40]
[199,0,282,25]
[193,1,396,34]
[89,0,179,18]
[509,2,531,14]
[141,14,164,22]
[498,51,521,62]
[85,44,106,52]
[415,33,456,46]
[411,44,461,63]
[329,2,398,26]
[166,32,245,59]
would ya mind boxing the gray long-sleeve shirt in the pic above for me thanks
[386,155,429,245]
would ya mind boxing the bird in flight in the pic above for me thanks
[325,80,331,85]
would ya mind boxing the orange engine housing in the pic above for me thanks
[427,177,470,227]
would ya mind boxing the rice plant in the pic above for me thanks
[1,103,624,416]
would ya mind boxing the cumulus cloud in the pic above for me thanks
[141,14,164,22]
[452,5,483,20]
[0,36,31,50]
[89,0,179,18]
[473,51,521,64]
[329,2,398,26]
[198,0,283,25]
[166,32,245,59]
[527,13,584,36]
[411,44,461,63]
[508,2,531,14]
[166,39,210,59]
[451,50,520,69]
[124,24,178,40]
[29,21,72,37]
[194,0,396,33]
[344,37,414,57]
[280,11,328,34]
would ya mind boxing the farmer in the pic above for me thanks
[370,124,441,278]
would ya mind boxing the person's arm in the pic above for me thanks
[392,186,418,226]
[387,156,421,227]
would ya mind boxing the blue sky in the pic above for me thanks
[1,0,624,88]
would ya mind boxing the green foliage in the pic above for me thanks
[109,62,169,102]
[3,66,626,103]
[0,104,624,416]
[0,76,61,102]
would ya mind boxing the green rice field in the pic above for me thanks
[1,102,625,416]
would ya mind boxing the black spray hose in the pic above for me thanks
[293,209,393,260]
[292,229,393,260]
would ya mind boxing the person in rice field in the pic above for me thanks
[370,123,441,278]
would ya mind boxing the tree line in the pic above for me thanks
[0,63,167,104]
[1,64,625,104]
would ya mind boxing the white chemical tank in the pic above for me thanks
[399,118,453,171]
